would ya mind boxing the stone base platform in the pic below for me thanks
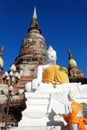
[4,125,70,130]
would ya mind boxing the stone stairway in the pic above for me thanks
[7,126,70,130]
[13,76,34,92]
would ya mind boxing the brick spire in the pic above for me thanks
[27,6,41,33]
[68,48,73,60]
[33,6,37,18]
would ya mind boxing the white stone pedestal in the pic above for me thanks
[18,83,87,130]
[18,92,50,127]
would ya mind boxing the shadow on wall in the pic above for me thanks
[46,103,87,130]
[46,109,71,130]
[82,103,87,118]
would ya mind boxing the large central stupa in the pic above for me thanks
[15,7,46,77]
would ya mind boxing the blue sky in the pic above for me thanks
[0,0,87,77]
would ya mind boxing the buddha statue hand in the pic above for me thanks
[25,82,32,92]
[25,79,40,92]
[31,78,40,91]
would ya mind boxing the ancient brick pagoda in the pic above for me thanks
[15,7,46,76]
[13,7,46,92]
[0,7,47,128]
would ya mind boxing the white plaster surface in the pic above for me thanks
[18,83,87,130]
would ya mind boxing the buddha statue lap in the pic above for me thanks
[25,46,69,92]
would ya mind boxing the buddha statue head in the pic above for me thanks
[46,46,57,64]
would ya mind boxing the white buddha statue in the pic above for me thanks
[25,46,69,92]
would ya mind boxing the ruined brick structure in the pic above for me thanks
[15,7,46,77]
[68,48,87,83]
[0,7,46,128]
[12,7,47,92]
[0,84,26,128]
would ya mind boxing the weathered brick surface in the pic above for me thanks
[0,85,26,127]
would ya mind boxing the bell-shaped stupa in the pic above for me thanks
[68,48,87,83]
[15,7,46,78]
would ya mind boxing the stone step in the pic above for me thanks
[8,126,63,130]
[9,126,46,130]
[5,125,87,130]
[26,98,49,105]
[25,92,50,98]
[23,105,48,114]
[16,81,27,86]
[20,76,34,81]
[19,116,50,126]
[14,85,25,89]
[2,124,87,130]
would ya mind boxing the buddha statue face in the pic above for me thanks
[46,46,57,64]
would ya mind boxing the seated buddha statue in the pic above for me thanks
[25,46,69,91]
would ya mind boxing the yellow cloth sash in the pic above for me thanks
[43,64,69,87]
[63,115,87,130]
[63,102,87,130]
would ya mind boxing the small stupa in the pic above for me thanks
[68,48,87,83]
